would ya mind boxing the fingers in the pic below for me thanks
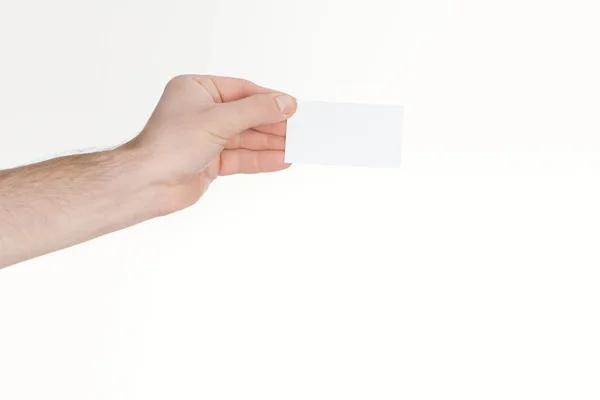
[219,150,290,176]
[169,74,283,103]
[190,75,274,102]
[253,121,288,136]
[201,93,297,140]
[225,130,285,150]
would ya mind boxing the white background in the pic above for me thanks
[1,0,599,399]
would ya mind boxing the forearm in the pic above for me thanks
[0,147,165,268]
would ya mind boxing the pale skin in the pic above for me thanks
[0,75,297,268]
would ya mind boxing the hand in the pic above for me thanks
[0,74,297,267]
[127,75,297,214]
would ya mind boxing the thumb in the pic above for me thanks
[201,93,297,139]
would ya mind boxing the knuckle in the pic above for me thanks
[166,74,194,89]
[252,152,262,172]
[167,75,186,85]
[192,75,212,86]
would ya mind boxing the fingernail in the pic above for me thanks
[275,94,295,115]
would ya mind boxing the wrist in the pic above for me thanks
[113,139,203,218]
[108,145,175,219]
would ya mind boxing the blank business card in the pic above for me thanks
[285,100,404,168]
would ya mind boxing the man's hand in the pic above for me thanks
[128,75,297,213]
[0,75,297,267]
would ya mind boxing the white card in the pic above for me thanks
[285,101,404,168]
